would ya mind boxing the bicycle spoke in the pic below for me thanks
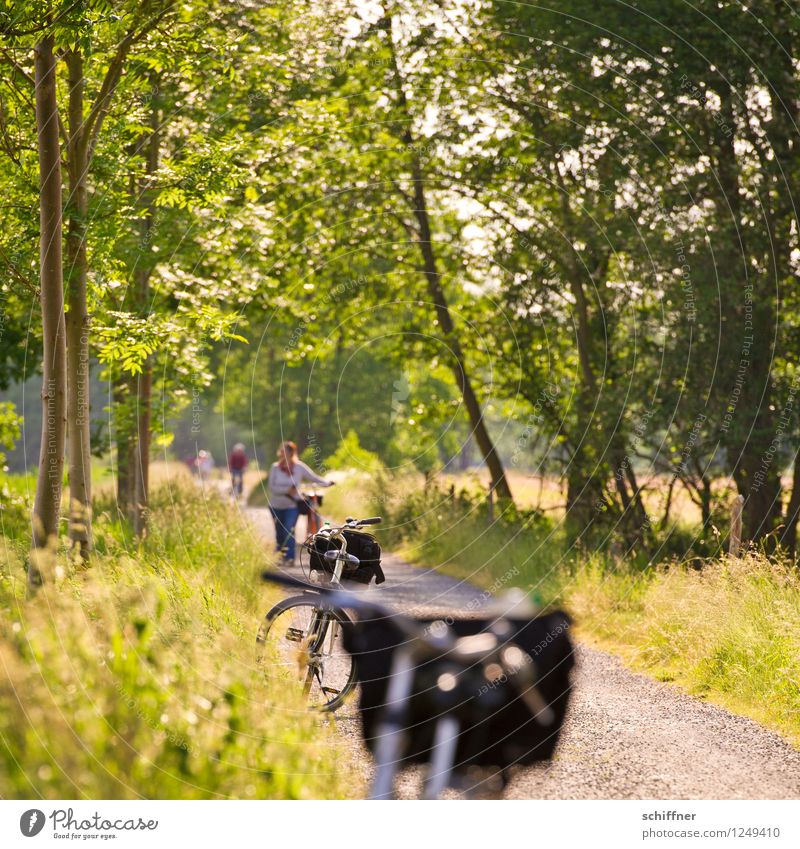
[257,598,355,710]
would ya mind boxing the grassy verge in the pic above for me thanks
[0,476,362,799]
[362,475,800,747]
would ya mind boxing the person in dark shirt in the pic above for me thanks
[228,443,248,498]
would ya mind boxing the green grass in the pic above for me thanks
[375,479,800,747]
[0,475,362,799]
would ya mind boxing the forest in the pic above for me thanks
[3,0,799,566]
[1,0,800,804]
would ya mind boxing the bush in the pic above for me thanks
[323,430,384,475]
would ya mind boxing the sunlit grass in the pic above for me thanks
[567,552,800,744]
[378,479,800,748]
[0,476,362,799]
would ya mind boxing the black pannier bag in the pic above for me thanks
[343,612,574,769]
[308,529,386,585]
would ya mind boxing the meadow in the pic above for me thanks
[322,469,800,748]
[0,472,361,799]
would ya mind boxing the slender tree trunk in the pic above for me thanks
[130,76,160,535]
[64,49,92,557]
[408,162,512,500]
[30,34,67,587]
[738,458,782,543]
[382,13,512,502]
[414,196,512,500]
[570,260,647,539]
[113,372,135,516]
[712,84,781,543]
[132,363,151,535]
[625,463,648,528]
[699,478,712,529]
[659,474,678,531]
[566,463,605,535]
[781,449,800,555]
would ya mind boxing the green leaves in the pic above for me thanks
[97,303,246,376]
[96,313,161,375]
[0,400,21,467]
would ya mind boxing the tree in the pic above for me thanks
[264,2,515,500]
[29,26,66,585]
[59,0,176,554]
[380,11,511,500]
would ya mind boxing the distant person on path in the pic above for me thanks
[267,440,334,565]
[228,443,248,498]
[197,449,215,481]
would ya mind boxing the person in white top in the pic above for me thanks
[267,441,334,563]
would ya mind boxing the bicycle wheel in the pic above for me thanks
[256,594,357,711]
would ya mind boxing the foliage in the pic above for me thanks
[2,0,798,552]
[323,429,384,475]
[0,401,21,467]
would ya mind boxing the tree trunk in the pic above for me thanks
[383,13,512,502]
[566,464,605,536]
[129,77,160,536]
[699,478,712,530]
[624,462,649,529]
[781,448,800,555]
[64,49,92,557]
[571,262,647,540]
[113,372,135,516]
[713,83,781,544]
[409,160,512,500]
[736,458,782,543]
[30,34,67,587]
[659,474,678,531]
[132,363,151,535]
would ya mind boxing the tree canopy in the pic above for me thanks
[2,0,800,558]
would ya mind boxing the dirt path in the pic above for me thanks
[244,504,800,800]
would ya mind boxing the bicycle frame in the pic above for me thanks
[302,606,344,701]
[298,527,351,699]
[314,523,351,585]
[369,645,461,800]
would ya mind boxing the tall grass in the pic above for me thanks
[0,478,362,799]
[377,480,800,747]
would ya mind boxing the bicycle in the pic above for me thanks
[256,515,383,712]
[298,490,323,535]
[261,570,574,799]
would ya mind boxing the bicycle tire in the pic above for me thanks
[256,594,357,712]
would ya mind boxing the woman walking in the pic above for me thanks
[267,441,334,565]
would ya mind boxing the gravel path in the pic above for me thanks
[244,504,800,799]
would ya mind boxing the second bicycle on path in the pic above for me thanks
[256,515,384,711]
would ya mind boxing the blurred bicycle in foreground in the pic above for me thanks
[260,567,574,799]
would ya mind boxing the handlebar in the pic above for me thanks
[345,516,382,526]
